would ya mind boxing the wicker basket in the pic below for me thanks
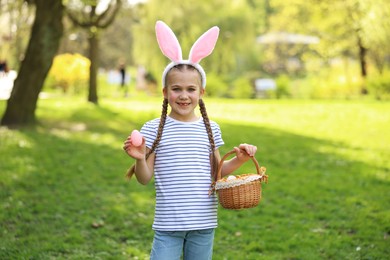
[214,150,268,210]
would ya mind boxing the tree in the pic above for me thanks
[308,0,390,93]
[0,0,35,70]
[66,0,122,104]
[1,0,64,126]
[99,5,137,69]
[360,0,390,74]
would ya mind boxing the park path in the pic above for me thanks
[0,70,17,100]
[0,71,52,100]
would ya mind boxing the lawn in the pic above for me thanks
[1,96,389,259]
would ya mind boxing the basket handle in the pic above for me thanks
[216,149,262,181]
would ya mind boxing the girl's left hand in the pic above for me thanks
[234,143,257,162]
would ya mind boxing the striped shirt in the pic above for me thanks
[140,116,224,231]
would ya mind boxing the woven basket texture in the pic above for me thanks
[215,150,267,210]
[218,178,262,209]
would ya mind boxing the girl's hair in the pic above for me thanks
[199,98,219,181]
[125,98,168,179]
[126,64,218,180]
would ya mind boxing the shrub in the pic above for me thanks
[46,53,90,94]
[205,73,229,97]
[367,71,390,100]
[230,77,254,99]
[275,74,291,99]
[291,72,362,99]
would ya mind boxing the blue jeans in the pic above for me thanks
[150,228,215,260]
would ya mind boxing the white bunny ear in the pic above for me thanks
[189,26,220,64]
[155,21,182,62]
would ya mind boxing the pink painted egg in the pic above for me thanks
[130,130,143,147]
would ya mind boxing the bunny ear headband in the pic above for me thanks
[155,20,220,88]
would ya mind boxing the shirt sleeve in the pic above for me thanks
[140,119,159,149]
[211,121,224,149]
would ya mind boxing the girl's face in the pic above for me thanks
[163,68,204,122]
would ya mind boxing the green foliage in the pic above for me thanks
[1,97,389,259]
[3,0,390,103]
[46,53,90,94]
[367,69,390,100]
[275,74,291,98]
[230,77,254,99]
[287,59,363,99]
[0,0,34,70]
[205,73,229,98]
[360,0,390,72]
[132,0,258,81]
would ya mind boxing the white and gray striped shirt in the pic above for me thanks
[141,116,224,231]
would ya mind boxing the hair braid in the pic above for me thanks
[149,98,168,154]
[199,99,218,181]
[126,98,168,179]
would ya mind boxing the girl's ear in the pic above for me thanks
[162,86,168,98]
[200,88,205,97]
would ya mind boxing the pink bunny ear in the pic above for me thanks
[155,21,182,62]
[189,26,220,64]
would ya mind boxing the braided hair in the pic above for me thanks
[199,98,218,181]
[126,98,168,179]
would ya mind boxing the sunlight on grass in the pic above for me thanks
[205,99,390,181]
[1,96,389,259]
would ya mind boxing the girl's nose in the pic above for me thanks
[179,93,188,99]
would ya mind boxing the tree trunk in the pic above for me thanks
[88,32,99,104]
[1,0,64,126]
[357,35,368,94]
[66,1,122,104]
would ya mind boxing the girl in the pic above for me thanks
[123,21,258,260]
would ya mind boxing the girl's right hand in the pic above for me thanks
[123,135,146,160]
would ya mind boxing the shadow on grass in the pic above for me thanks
[0,114,389,259]
[216,122,390,260]
[0,124,154,259]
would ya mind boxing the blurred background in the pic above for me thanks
[1,0,389,106]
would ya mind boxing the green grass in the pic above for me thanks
[1,96,389,259]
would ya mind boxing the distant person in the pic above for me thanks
[123,21,259,260]
[118,61,129,97]
[0,60,8,77]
